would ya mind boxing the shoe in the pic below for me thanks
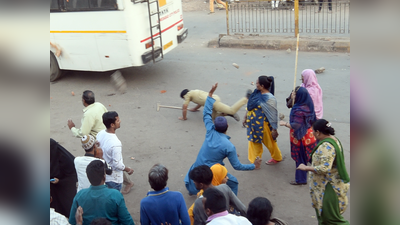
[120,182,134,194]
[290,181,307,185]
[246,89,252,98]
[266,159,280,165]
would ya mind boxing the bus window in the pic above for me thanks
[65,0,117,11]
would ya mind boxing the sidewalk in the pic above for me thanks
[208,34,350,52]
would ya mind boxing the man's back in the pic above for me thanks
[68,185,134,225]
[74,156,103,192]
[208,214,252,225]
[72,102,107,138]
[193,184,246,225]
[140,188,190,225]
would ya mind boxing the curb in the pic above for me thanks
[208,34,350,53]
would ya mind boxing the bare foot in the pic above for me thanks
[121,182,134,194]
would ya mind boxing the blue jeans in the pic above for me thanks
[106,182,122,191]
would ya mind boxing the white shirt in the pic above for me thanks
[96,130,125,184]
[74,156,105,192]
[50,208,71,225]
[208,214,252,225]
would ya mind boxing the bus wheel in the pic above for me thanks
[50,52,64,82]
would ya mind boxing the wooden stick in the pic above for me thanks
[157,103,182,111]
[292,33,300,106]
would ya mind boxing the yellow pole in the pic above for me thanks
[292,33,300,106]
[294,0,299,37]
[226,2,230,35]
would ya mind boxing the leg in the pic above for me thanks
[318,0,323,11]
[209,0,214,12]
[320,183,350,224]
[328,0,332,11]
[216,0,226,9]
[248,141,263,163]
[121,171,134,194]
[226,173,238,195]
[271,1,275,8]
[185,170,199,195]
[213,97,248,115]
[262,122,283,161]
[295,161,307,184]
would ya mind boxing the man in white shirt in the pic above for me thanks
[96,111,134,192]
[74,135,106,192]
[202,188,251,225]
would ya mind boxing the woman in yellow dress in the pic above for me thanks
[297,119,350,225]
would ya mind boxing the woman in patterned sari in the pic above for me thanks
[297,119,350,224]
[280,87,317,185]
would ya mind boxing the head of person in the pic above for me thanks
[102,111,120,129]
[214,116,228,133]
[256,76,273,91]
[180,89,190,99]
[210,163,228,186]
[86,160,106,186]
[202,188,227,217]
[81,135,96,152]
[82,90,95,106]
[312,119,335,140]
[148,163,168,191]
[90,218,112,225]
[301,69,317,86]
[189,165,213,191]
[247,197,274,225]
[293,87,311,105]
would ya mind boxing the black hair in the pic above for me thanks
[90,218,112,225]
[148,163,168,191]
[180,89,189,98]
[86,160,105,186]
[313,119,335,136]
[102,111,119,129]
[247,197,273,225]
[82,90,95,105]
[189,165,213,185]
[258,76,273,90]
[203,188,227,214]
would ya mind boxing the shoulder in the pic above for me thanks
[215,184,230,191]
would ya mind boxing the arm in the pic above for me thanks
[227,147,255,171]
[179,104,189,120]
[279,121,292,129]
[193,199,207,225]
[140,203,150,225]
[70,114,95,138]
[111,146,126,172]
[203,83,218,131]
[179,194,191,225]
[118,196,135,225]
[297,143,336,174]
[226,186,247,216]
[188,104,202,112]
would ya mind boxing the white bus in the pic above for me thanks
[50,0,188,81]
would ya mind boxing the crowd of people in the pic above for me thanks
[50,69,350,225]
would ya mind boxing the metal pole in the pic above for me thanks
[226,2,230,35]
[294,0,299,37]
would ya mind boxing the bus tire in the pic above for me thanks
[50,52,64,82]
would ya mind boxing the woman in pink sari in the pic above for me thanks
[301,69,323,119]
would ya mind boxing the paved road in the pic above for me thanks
[50,11,350,225]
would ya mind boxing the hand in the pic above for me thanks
[67,120,75,129]
[242,120,247,128]
[178,117,187,120]
[75,206,83,225]
[188,108,199,112]
[208,83,218,97]
[297,163,307,171]
[254,157,262,170]
[271,129,279,140]
[237,153,240,157]
[127,167,134,175]
[51,177,59,184]
[279,121,286,126]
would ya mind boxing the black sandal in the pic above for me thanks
[290,181,307,185]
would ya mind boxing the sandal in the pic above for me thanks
[266,159,280,165]
[290,181,307,185]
